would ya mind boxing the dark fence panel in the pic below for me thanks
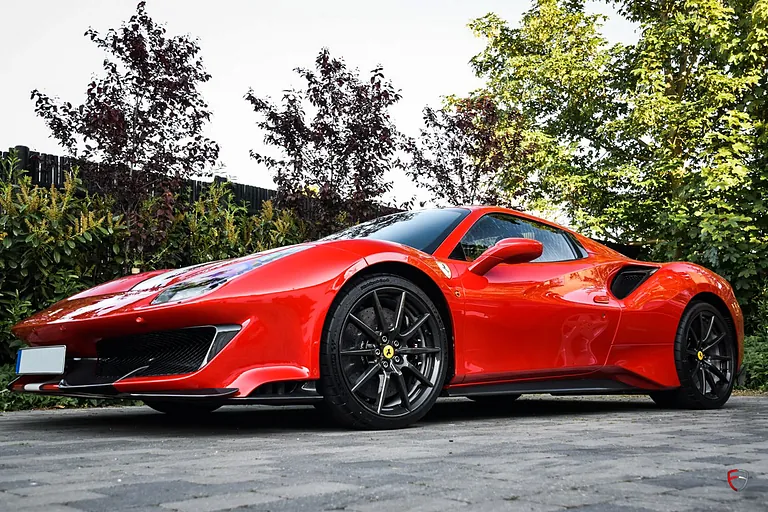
[4,145,277,214]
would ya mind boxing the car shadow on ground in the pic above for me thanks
[8,396,666,436]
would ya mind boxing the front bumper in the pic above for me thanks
[7,379,238,401]
[9,319,315,400]
[7,378,321,405]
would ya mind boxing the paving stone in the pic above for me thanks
[0,395,765,512]
[346,495,467,511]
[160,491,279,511]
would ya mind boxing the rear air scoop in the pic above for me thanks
[610,265,658,299]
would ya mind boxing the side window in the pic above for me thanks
[450,213,580,263]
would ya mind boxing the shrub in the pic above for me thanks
[140,182,306,270]
[0,153,129,365]
[743,335,768,391]
[741,289,768,391]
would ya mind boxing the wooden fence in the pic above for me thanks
[2,145,277,214]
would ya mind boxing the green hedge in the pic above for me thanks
[0,153,305,410]
[743,336,768,391]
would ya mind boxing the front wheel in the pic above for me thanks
[650,302,735,409]
[319,273,449,429]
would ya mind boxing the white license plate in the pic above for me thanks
[16,346,66,375]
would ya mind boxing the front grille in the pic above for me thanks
[95,327,216,378]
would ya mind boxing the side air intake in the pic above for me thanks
[610,265,658,299]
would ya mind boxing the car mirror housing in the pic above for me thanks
[468,238,544,275]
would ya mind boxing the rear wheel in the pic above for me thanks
[319,274,448,429]
[649,302,735,409]
[144,400,221,416]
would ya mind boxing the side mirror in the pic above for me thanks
[468,238,543,275]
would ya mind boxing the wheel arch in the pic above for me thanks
[321,260,456,383]
[688,291,739,360]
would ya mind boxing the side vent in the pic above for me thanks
[610,265,658,299]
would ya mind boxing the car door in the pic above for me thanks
[448,213,622,384]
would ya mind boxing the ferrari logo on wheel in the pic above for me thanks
[697,350,704,361]
[382,345,395,359]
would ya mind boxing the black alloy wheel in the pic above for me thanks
[319,273,448,429]
[650,302,735,409]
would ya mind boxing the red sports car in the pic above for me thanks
[10,206,743,429]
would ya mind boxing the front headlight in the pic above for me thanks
[150,245,308,305]
[152,277,228,305]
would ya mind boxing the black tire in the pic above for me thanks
[144,400,221,416]
[649,302,735,409]
[468,394,521,405]
[318,273,449,429]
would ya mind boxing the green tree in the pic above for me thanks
[470,0,768,325]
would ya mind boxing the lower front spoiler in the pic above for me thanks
[8,378,323,405]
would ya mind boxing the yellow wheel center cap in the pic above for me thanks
[697,350,704,361]
[382,345,395,359]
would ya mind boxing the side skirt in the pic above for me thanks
[444,379,637,397]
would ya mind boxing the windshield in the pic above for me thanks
[323,208,470,254]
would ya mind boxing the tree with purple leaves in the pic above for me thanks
[31,1,219,213]
[246,49,402,238]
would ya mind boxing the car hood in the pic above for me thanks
[129,244,312,293]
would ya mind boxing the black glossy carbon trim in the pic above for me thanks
[233,380,322,405]
[124,388,238,399]
[446,379,634,397]
[610,265,658,299]
[26,385,239,401]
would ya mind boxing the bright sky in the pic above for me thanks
[0,0,638,205]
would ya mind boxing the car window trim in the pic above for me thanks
[447,212,586,263]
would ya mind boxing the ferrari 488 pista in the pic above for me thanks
[10,206,743,429]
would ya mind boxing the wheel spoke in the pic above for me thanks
[698,314,707,348]
[703,367,718,393]
[399,346,440,356]
[351,363,381,393]
[700,366,707,393]
[392,368,411,411]
[392,291,406,334]
[348,314,379,341]
[690,360,701,380]
[376,372,390,414]
[702,360,727,382]
[702,333,725,353]
[340,347,378,357]
[708,354,730,361]
[400,313,430,342]
[401,360,433,387]
[372,290,387,331]
[688,327,700,349]
[702,315,715,344]
[686,349,699,357]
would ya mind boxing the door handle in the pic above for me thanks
[593,295,610,304]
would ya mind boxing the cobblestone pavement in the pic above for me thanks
[0,395,767,512]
